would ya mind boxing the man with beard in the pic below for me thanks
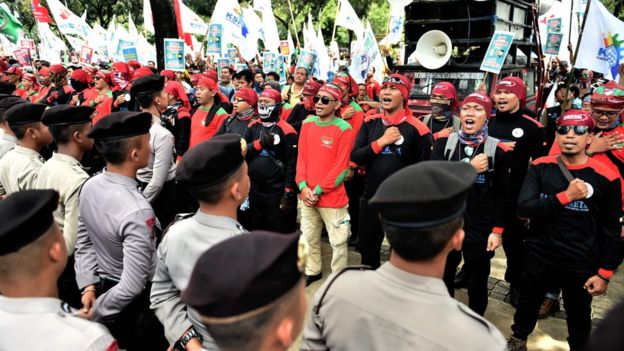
[287,79,323,133]
[243,89,298,233]
[420,81,460,140]
[432,92,511,315]
[507,110,622,351]
[351,74,433,269]
[489,77,549,304]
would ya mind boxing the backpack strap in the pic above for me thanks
[444,132,459,160]
[452,116,461,131]
[421,114,431,127]
[484,136,500,170]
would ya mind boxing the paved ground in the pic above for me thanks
[290,242,624,351]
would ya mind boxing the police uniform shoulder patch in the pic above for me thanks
[456,302,491,330]
[314,265,372,315]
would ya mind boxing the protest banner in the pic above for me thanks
[164,38,185,71]
[206,24,223,54]
[480,31,515,74]
[13,48,32,66]
[80,46,93,64]
[122,47,138,62]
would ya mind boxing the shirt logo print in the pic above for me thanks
[321,136,334,148]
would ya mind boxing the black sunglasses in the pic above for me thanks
[556,125,590,135]
[314,95,338,105]
[592,110,620,118]
[382,76,406,86]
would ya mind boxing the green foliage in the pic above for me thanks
[603,0,624,20]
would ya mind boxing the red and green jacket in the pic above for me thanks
[296,115,354,208]
[189,104,229,150]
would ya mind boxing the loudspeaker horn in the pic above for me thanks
[414,30,452,70]
[538,0,555,16]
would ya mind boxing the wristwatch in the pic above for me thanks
[178,328,202,350]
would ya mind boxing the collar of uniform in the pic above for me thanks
[0,295,69,314]
[13,145,42,158]
[194,211,245,232]
[51,152,81,166]
[0,130,16,143]
[102,169,140,188]
[378,262,450,296]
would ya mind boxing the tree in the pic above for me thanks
[150,0,178,70]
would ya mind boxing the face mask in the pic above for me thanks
[431,103,451,116]
[258,104,277,119]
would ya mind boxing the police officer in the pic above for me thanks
[150,134,249,351]
[131,74,181,229]
[34,105,95,308]
[0,190,117,350]
[301,161,507,350]
[74,111,167,350]
[0,96,24,158]
[0,103,52,195]
[181,231,306,351]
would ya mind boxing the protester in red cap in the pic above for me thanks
[507,108,621,351]
[110,62,133,111]
[296,83,355,285]
[188,77,230,149]
[365,67,381,101]
[5,66,25,97]
[162,80,192,160]
[217,87,258,137]
[127,60,141,73]
[351,73,434,269]
[431,92,511,316]
[160,70,176,81]
[133,67,154,81]
[242,88,299,233]
[83,70,113,124]
[18,73,39,102]
[68,69,93,106]
[421,81,460,140]
[490,77,548,306]
[41,64,74,106]
[34,67,52,104]
[286,78,323,133]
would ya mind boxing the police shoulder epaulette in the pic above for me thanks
[314,265,372,314]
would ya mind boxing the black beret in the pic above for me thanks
[130,74,165,98]
[182,231,303,320]
[176,134,245,188]
[0,81,16,94]
[5,103,48,126]
[87,111,152,141]
[0,96,26,122]
[42,105,94,127]
[0,190,59,255]
[369,161,476,229]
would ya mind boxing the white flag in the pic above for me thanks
[302,21,309,50]
[350,21,383,84]
[315,26,330,80]
[37,22,66,63]
[181,1,208,35]
[137,34,156,64]
[287,31,295,56]
[240,7,262,61]
[211,0,254,59]
[537,0,579,62]
[335,0,365,39]
[261,2,280,53]
[128,14,139,42]
[86,23,109,59]
[379,5,404,46]
[253,0,271,12]
[575,0,624,80]
[45,0,91,39]
[143,0,154,34]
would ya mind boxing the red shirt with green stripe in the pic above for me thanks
[189,104,229,150]
[339,100,364,139]
[296,115,354,208]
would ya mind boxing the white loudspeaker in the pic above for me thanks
[414,30,452,70]
[538,0,555,16]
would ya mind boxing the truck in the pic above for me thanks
[394,0,545,116]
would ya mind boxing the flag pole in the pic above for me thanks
[562,0,592,111]
[286,0,300,47]
[331,0,341,42]
[198,23,211,58]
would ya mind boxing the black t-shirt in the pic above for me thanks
[518,156,622,276]
[432,136,512,243]
[351,114,433,198]
[287,103,315,134]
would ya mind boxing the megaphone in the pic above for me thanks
[538,0,555,15]
[414,30,452,70]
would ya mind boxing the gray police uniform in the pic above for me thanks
[136,116,176,203]
[150,212,246,350]
[74,170,157,321]
[301,262,507,351]
[0,145,44,196]
[0,295,116,351]
[0,129,16,159]
[34,152,88,254]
